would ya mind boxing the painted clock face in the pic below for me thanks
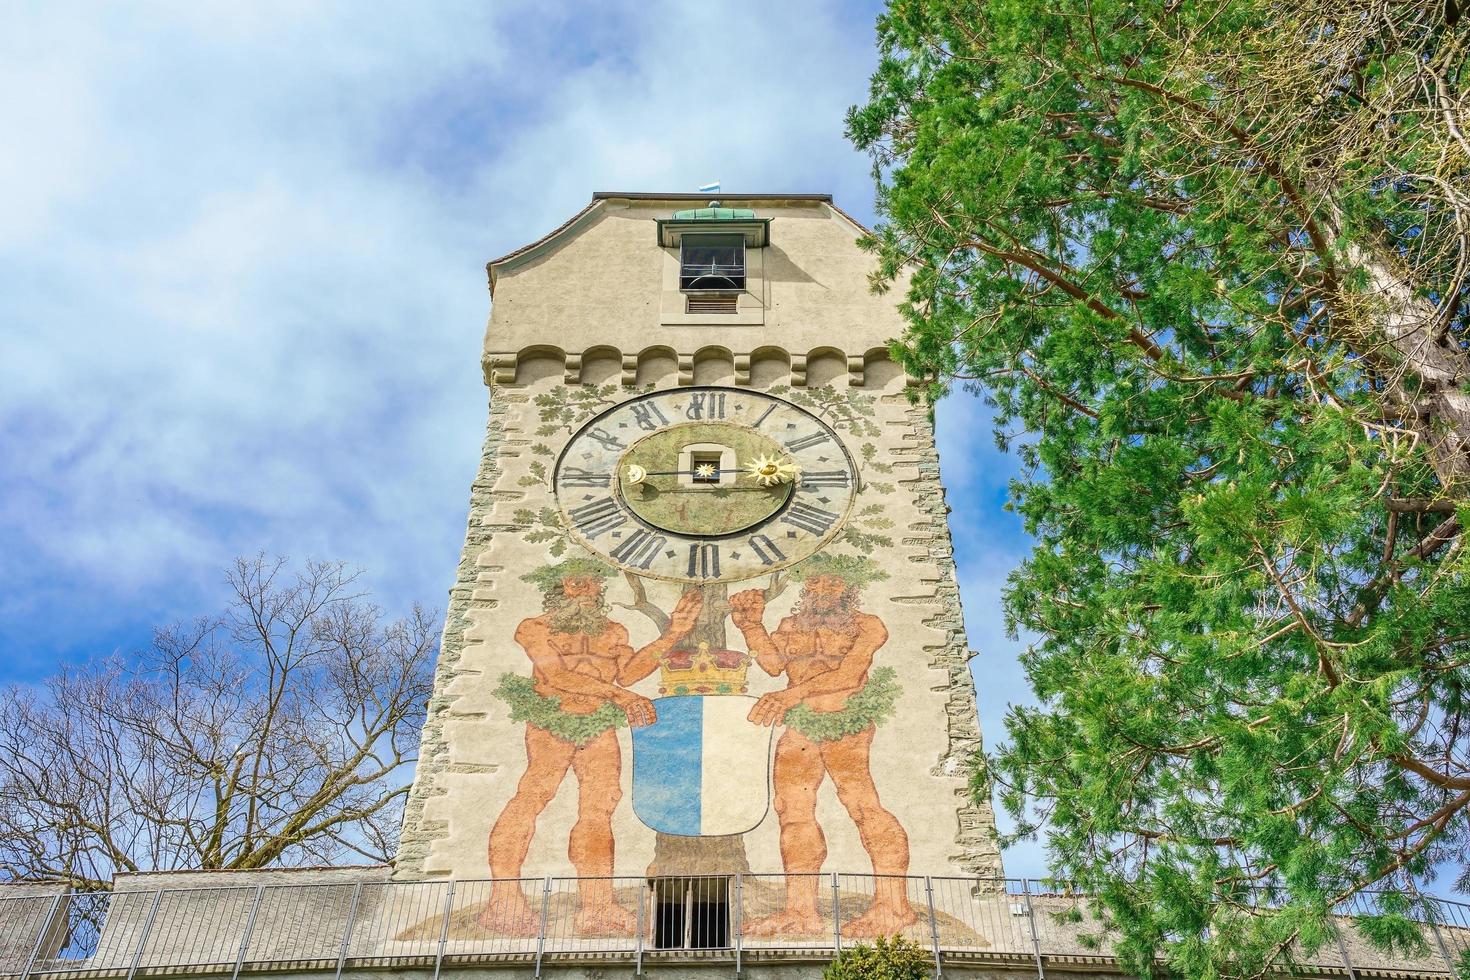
[553,387,857,583]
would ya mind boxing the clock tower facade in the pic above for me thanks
[397,194,1002,911]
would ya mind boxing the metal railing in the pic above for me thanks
[1,875,1466,978]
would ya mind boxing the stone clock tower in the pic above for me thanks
[397,192,1001,940]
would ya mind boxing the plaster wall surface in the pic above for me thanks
[396,373,1001,884]
[484,197,905,365]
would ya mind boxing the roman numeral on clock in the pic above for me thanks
[784,431,829,452]
[610,529,666,569]
[629,402,669,431]
[801,470,850,488]
[747,533,787,566]
[687,542,721,579]
[685,392,727,420]
[586,427,625,451]
[781,502,839,535]
[751,402,778,428]
[568,498,625,539]
[559,467,610,488]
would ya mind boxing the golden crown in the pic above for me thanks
[659,642,750,696]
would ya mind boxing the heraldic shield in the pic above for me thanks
[631,694,774,836]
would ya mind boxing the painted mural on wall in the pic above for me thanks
[728,554,912,935]
[479,558,701,935]
[473,383,926,938]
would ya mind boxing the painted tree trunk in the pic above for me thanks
[648,582,753,876]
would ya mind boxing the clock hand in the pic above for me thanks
[744,454,802,487]
[625,469,722,483]
[623,464,716,486]
[624,463,801,488]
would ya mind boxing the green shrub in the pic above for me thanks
[823,935,933,980]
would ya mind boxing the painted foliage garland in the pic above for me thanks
[493,673,626,746]
[785,666,900,743]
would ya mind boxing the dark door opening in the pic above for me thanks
[652,877,730,949]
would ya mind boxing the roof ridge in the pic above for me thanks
[485,199,603,275]
[591,191,833,202]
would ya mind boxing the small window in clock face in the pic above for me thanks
[690,451,722,484]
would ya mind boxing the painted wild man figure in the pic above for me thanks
[729,553,910,936]
[481,558,702,934]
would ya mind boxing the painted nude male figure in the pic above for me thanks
[482,558,701,934]
[728,554,913,936]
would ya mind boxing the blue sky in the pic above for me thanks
[0,0,1039,874]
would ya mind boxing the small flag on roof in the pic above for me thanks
[697,180,720,193]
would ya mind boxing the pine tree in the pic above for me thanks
[849,1,1469,973]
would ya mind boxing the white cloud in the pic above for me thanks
[0,0,886,665]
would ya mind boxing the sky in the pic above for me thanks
[0,0,1041,874]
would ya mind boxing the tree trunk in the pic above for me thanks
[1342,239,1470,494]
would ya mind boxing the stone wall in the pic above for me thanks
[0,884,66,973]
[396,396,509,878]
[84,868,393,974]
[898,399,1002,876]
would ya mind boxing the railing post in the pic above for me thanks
[924,877,943,978]
[19,894,63,980]
[634,881,645,977]
[733,874,743,978]
[231,886,265,980]
[1021,879,1045,979]
[432,880,455,980]
[831,873,842,955]
[334,882,364,980]
[1421,897,1457,975]
[125,890,163,980]
[683,881,692,951]
[533,877,551,979]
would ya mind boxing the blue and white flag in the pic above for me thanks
[630,695,772,837]
[697,180,720,194]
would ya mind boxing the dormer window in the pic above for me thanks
[657,207,768,320]
[680,234,745,292]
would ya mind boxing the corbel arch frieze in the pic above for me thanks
[803,346,847,388]
[485,344,910,388]
[483,351,517,386]
[562,352,582,385]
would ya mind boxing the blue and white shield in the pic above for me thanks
[630,695,773,837]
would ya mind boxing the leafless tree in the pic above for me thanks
[0,556,437,890]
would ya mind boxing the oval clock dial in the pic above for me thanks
[618,422,794,536]
[553,387,858,583]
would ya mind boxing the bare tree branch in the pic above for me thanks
[0,555,436,890]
